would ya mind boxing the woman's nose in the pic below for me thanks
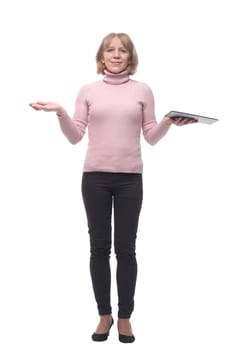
[113,50,120,58]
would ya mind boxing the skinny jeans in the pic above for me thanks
[81,172,143,318]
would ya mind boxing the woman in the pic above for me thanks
[30,32,194,343]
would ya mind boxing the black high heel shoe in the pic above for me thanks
[92,318,114,341]
[119,333,135,343]
[118,318,135,343]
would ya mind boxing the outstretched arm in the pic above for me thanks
[29,86,89,144]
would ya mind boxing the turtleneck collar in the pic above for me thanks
[103,69,130,85]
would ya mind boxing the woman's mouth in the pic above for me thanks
[111,62,122,65]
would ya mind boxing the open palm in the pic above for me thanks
[29,101,61,113]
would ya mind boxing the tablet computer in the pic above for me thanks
[166,111,219,124]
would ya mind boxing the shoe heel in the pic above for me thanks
[92,318,114,342]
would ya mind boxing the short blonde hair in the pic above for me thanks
[96,32,138,75]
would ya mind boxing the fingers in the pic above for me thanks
[172,117,197,126]
[29,103,41,110]
[29,102,47,107]
[29,102,44,110]
[180,118,197,125]
[36,101,48,105]
[177,117,189,126]
[29,101,60,113]
[29,102,52,111]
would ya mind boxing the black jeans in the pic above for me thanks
[81,172,143,318]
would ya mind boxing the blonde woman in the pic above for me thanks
[30,32,194,343]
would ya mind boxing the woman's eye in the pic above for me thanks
[105,48,127,53]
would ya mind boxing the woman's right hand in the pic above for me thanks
[29,101,64,115]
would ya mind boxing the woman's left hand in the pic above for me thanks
[164,116,197,126]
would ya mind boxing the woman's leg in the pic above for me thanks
[81,172,113,316]
[113,173,143,320]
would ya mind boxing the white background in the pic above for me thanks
[0,0,232,349]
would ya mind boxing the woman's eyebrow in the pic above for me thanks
[106,46,127,50]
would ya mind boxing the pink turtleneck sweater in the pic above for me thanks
[57,70,170,173]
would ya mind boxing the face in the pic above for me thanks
[102,37,130,74]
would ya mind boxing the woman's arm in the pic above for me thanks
[29,86,89,144]
[141,85,196,145]
[142,84,171,145]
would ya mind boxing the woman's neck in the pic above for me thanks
[103,69,130,85]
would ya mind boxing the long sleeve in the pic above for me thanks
[57,86,88,144]
[55,73,171,173]
[142,84,171,145]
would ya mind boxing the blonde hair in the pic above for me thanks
[96,32,138,75]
